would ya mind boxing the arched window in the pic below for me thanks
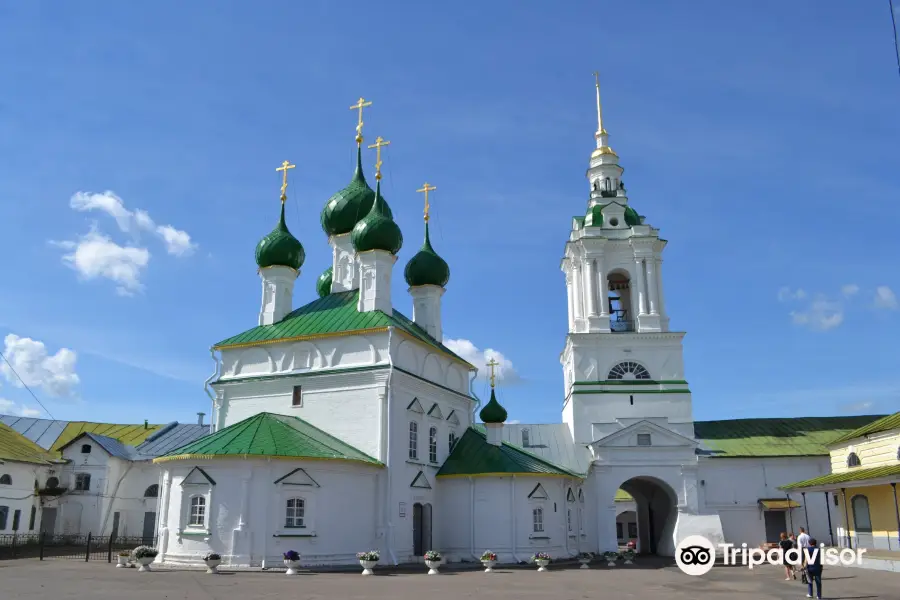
[847,452,861,467]
[448,431,458,452]
[285,497,305,528]
[605,177,611,190]
[46,477,59,489]
[428,427,438,463]
[144,484,159,498]
[0,474,11,485]
[80,444,91,454]
[189,495,206,527]
[532,508,544,532]
[607,361,651,380]
[522,428,530,447]
[408,422,418,460]
[578,489,584,503]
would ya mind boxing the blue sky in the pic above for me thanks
[1,1,898,426]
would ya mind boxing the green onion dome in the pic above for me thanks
[316,266,333,298]
[624,206,641,226]
[479,389,508,424]
[320,147,393,237]
[350,180,403,254]
[255,202,305,270]
[404,223,450,287]
[585,204,603,227]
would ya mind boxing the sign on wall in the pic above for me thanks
[399,502,406,517]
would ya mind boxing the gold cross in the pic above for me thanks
[368,136,391,180]
[276,160,296,201]
[486,358,499,389]
[416,182,436,222]
[350,97,372,144]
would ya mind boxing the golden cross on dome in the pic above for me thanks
[276,160,296,202]
[368,136,391,180]
[350,97,372,145]
[416,182,436,222]
[486,358,499,389]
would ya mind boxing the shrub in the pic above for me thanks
[283,550,300,561]
[603,551,620,560]
[132,546,158,559]
[531,552,551,562]
[481,550,498,562]
[356,550,380,562]
[118,551,131,557]
[424,550,441,561]
[204,552,221,561]
[578,552,593,560]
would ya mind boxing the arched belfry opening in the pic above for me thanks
[607,271,633,332]
[616,476,678,556]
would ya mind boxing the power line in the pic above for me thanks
[0,350,56,420]
[890,0,900,78]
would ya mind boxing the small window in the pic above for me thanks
[74,473,91,491]
[81,444,92,454]
[448,431,458,452]
[896,445,900,460]
[428,427,438,463]
[532,507,544,533]
[578,489,584,503]
[408,422,418,460]
[144,484,159,498]
[292,385,302,407]
[0,474,11,485]
[28,506,36,530]
[12,509,20,531]
[567,508,572,532]
[847,452,861,467]
[522,428,530,447]
[285,497,305,528]
[189,496,206,527]
[46,477,59,489]
[636,433,652,446]
[0,506,7,530]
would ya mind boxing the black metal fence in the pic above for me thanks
[0,533,157,562]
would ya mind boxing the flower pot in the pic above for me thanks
[204,559,221,574]
[360,559,377,575]
[578,558,591,569]
[535,559,549,572]
[283,559,301,575]
[425,559,442,575]
[137,556,155,571]
[116,555,129,568]
[606,559,617,567]
[482,559,496,572]
[623,555,634,565]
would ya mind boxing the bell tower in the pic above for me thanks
[560,75,693,445]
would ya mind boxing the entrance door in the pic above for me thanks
[851,495,873,548]
[412,503,423,556]
[142,512,156,545]
[763,510,787,543]
[40,508,57,535]
[422,503,433,553]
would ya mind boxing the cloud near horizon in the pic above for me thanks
[444,338,520,384]
[0,333,80,397]
[778,283,896,331]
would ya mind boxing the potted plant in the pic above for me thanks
[203,552,222,574]
[357,550,379,575]
[577,551,593,569]
[531,552,551,572]
[116,551,130,568]
[283,550,301,575]
[621,548,635,565]
[423,550,442,574]
[132,546,158,571]
[481,550,498,572]
[603,551,619,566]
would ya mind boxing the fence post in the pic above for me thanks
[85,533,92,562]
[39,532,44,561]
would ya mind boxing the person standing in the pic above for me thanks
[804,538,823,599]
[778,532,795,580]
[797,527,810,549]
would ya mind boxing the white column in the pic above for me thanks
[597,255,608,316]
[565,272,575,332]
[646,259,659,315]
[634,258,647,316]
[572,263,584,324]
[656,259,667,323]
[585,259,598,317]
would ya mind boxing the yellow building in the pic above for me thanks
[782,412,900,552]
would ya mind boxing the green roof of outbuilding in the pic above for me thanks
[212,290,473,368]
[828,412,900,445]
[316,266,333,298]
[155,412,381,465]
[781,464,900,490]
[0,421,60,465]
[694,415,886,458]
[436,426,582,478]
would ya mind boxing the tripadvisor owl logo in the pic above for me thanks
[675,535,716,576]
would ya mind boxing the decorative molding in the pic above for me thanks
[446,410,460,426]
[181,466,216,486]
[410,471,432,489]
[528,483,549,499]
[273,468,320,488]
[427,403,444,419]
[407,398,425,413]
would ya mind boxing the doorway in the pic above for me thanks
[851,495,873,548]
[142,511,156,545]
[412,502,433,556]
[617,477,677,556]
[763,510,787,543]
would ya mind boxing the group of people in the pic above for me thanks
[777,527,823,599]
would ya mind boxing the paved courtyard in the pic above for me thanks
[1,559,897,599]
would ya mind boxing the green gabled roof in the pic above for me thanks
[828,412,900,445]
[436,426,582,478]
[154,412,381,466]
[695,415,886,458]
[0,422,60,465]
[781,464,900,491]
[212,290,473,368]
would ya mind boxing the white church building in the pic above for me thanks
[143,85,883,568]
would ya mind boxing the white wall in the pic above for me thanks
[0,461,47,534]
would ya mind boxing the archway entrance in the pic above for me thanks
[616,477,678,556]
[412,502,433,556]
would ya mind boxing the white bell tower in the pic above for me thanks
[560,75,694,446]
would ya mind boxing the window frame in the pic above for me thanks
[532,507,544,533]
[284,497,306,529]
[74,473,91,492]
[522,428,530,447]
[80,444,92,454]
[144,484,159,498]
[188,494,207,528]
[428,426,438,463]
[448,431,458,452]
[0,474,11,485]
[636,433,652,447]
[408,421,419,461]
[847,452,861,468]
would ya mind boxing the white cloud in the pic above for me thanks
[841,284,860,297]
[444,338,520,383]
[839,400,874,414]
[53,229,150,296]
[69,191,196,256]
[506,419,521,425]
[0,334,79,397]
[790,296,844,331]
[0,398,42,418]
[777,287,806,302]
[873,286,898,310]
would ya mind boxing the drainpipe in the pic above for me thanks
[825,492,834,547]
[204,348,220,433]
[384,328,397,566]
[891,483,900,549]
[98,461,134,535]
[801,492,809,530]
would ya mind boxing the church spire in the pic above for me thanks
[591,72,617,159]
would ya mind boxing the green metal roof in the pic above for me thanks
[695,415,886,458]
[828,412,900,445]
[155,412,381,466]
[0,422,60,465]
[212,290,472,368]
[781,464,900,490]
[436,426,582,478]
[404,222,450,288]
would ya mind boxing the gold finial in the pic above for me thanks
[416,182,436,223]
[486,358,499,389]
[350,97,372,145]
[593,71,606,134]
[276,160,296,202]
[368,136,391,180]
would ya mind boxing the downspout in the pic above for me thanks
[384,327,397,566]
[99,461,134,535]
[204,347,221,433]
